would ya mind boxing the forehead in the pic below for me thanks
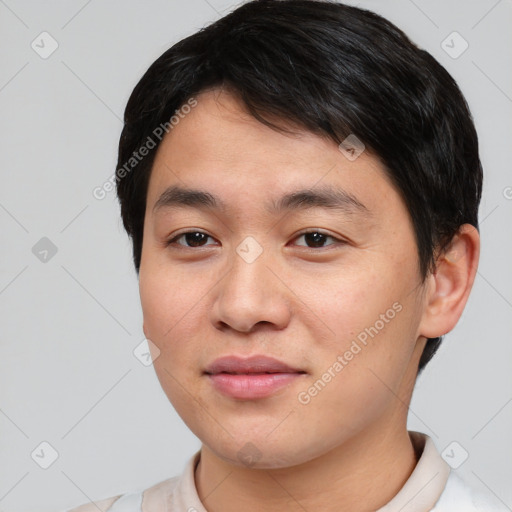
[147,89,404,221]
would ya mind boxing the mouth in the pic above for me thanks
[210,371,299,374]
[204,355,306,399]
[205,355,305,375]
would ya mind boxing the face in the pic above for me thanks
[139,89,429,469]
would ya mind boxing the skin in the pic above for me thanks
[138,88,480,511]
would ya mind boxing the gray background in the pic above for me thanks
[0,1,511,511]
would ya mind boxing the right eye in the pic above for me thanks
[166,230,218,248]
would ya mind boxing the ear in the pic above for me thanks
[418,224,480,338]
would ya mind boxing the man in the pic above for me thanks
[69,1,505,510]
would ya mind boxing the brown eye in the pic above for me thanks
[294,231,340,248]
[168,231,215,247]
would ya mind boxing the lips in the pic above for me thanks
[204,355,305,375]
[204,355,306,400]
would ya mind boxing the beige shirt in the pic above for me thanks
[67,432,507,511]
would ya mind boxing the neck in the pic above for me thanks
[195,422,418,512]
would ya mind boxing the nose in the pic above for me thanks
[211,241,292,335]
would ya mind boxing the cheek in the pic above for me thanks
[304,265,398,349]
[303,265,421,399]
[139,259,200,339]
[138,261,212,378]
[295,312,418,446]
[139,269,173,341]
[139,265,204,413]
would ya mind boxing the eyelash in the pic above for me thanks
[165,229,346,250]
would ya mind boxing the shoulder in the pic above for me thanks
[65,476,180,512]
[432,472,509,512]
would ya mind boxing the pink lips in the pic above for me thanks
[204,355,306,399]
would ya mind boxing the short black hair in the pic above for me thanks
[116,0,482,372]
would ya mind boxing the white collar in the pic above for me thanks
[377,431,450,511]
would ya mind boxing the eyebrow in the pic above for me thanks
[153,184,371,217]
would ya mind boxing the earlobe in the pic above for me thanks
[418,224,480,339]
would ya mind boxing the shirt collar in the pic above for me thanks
[377,431,451,511]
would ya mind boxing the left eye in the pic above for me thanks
[293,231,340,248]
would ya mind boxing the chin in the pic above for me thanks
[198,427,327,470]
